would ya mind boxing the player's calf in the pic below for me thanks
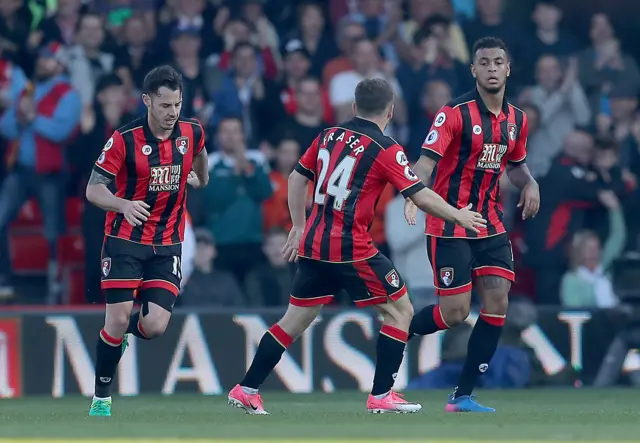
[128,289,174,339]
[368,295,421,413]
[90,292,135,417]
[230,304,323,414]
[409,291,471,338]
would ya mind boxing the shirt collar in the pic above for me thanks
[142,113,181,141]
[474,88,510,116]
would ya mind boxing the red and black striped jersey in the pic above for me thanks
[93,116,206,246]
[295,117,425,262]
[421,88,528,239]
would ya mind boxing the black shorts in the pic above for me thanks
[290,252,407,308]
[426,233,514,296]
[101,236,182,303]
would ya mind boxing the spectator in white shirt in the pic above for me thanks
[329,37,406,127]
[385,193,435,310]
[519,55,591,178]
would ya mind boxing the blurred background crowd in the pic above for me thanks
[0,0,639,315]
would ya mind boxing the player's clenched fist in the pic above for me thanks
[454,204,486,233]
[120,200,151,226]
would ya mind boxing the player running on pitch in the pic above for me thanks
[405,37,540,412]
[86,65,209,416]
[227,78,486,415]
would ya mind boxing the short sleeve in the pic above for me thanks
[378,145,426,198]
[294,135,320,180]
[194,121,206,155]
[509,113,528,165]
[93,131,126,179]
[421,105,462,161]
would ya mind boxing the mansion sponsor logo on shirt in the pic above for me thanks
[149,165,182,192]
[477,144,507,170]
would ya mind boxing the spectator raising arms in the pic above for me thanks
[561,191,626,308]
[0,43,82,303]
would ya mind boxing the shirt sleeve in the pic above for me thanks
[378,144,426,198]
[509,112,528,165]
[294,134,320,180]
[421,105,462,162]
[194,120,206,155]
[93,130,126,179]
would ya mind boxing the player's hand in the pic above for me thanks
[454,204,486,233]
[282,226,304,263]
[187,170,202,188]
[121,200,150,226]
[517,181,540,220]
[404,198,418,225]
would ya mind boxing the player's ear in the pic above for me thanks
[506,62,511,77]
[387,103,394,121]
[470,63,476,79]
[142,94,151,108]
[352,101,357,116]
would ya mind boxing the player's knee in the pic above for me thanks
[279,304,321,338]
[104,303,133,336]
[440,303,470,327]
[139,317,168,338]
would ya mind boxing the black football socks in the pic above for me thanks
[126,311,150,339]
[454,310,505,398]
[94,329,123,398]
[371,325,408,397]
[240,324,293,390]
[408,305,450,338]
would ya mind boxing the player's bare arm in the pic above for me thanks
[409,188,486,233]
[506,163,540,219]
[283,169,309,262]
[188,148,209,188]
[404,156,437,225]
[86,169,150,226]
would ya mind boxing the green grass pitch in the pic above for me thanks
[0,389,639,442]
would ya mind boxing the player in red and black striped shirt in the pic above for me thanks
[86,66,209,416]
[406,38,540,412]
[228,78,486,415]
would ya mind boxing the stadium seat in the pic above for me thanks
[9,232,49,273]
[11,199,43,228]
[65,198,83,231]
[63,265,85,305]
[57,234,84,266]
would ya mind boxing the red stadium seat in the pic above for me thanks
[63,265,85,305]
[57,234,84,266]
[65,198,83,231]
[11,199,43,228]
[9,232,49,273]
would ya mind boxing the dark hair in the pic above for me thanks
[232,41,258,57]
[595,136,618,152]
[412,25,432,46]
[96,74,124,93]
[424,14,452,30]
[472,37,509,60]
[354,78,395,117]
[142,65,183,95]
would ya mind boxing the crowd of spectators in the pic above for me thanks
[0,0,638,310]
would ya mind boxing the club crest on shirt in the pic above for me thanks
[508,123,517,142]
[385,270,400,288]
[440,267,454,287]
[176,137,189,155]
[101,257,111,277]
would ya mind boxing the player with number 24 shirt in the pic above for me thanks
[227,78,485,416]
